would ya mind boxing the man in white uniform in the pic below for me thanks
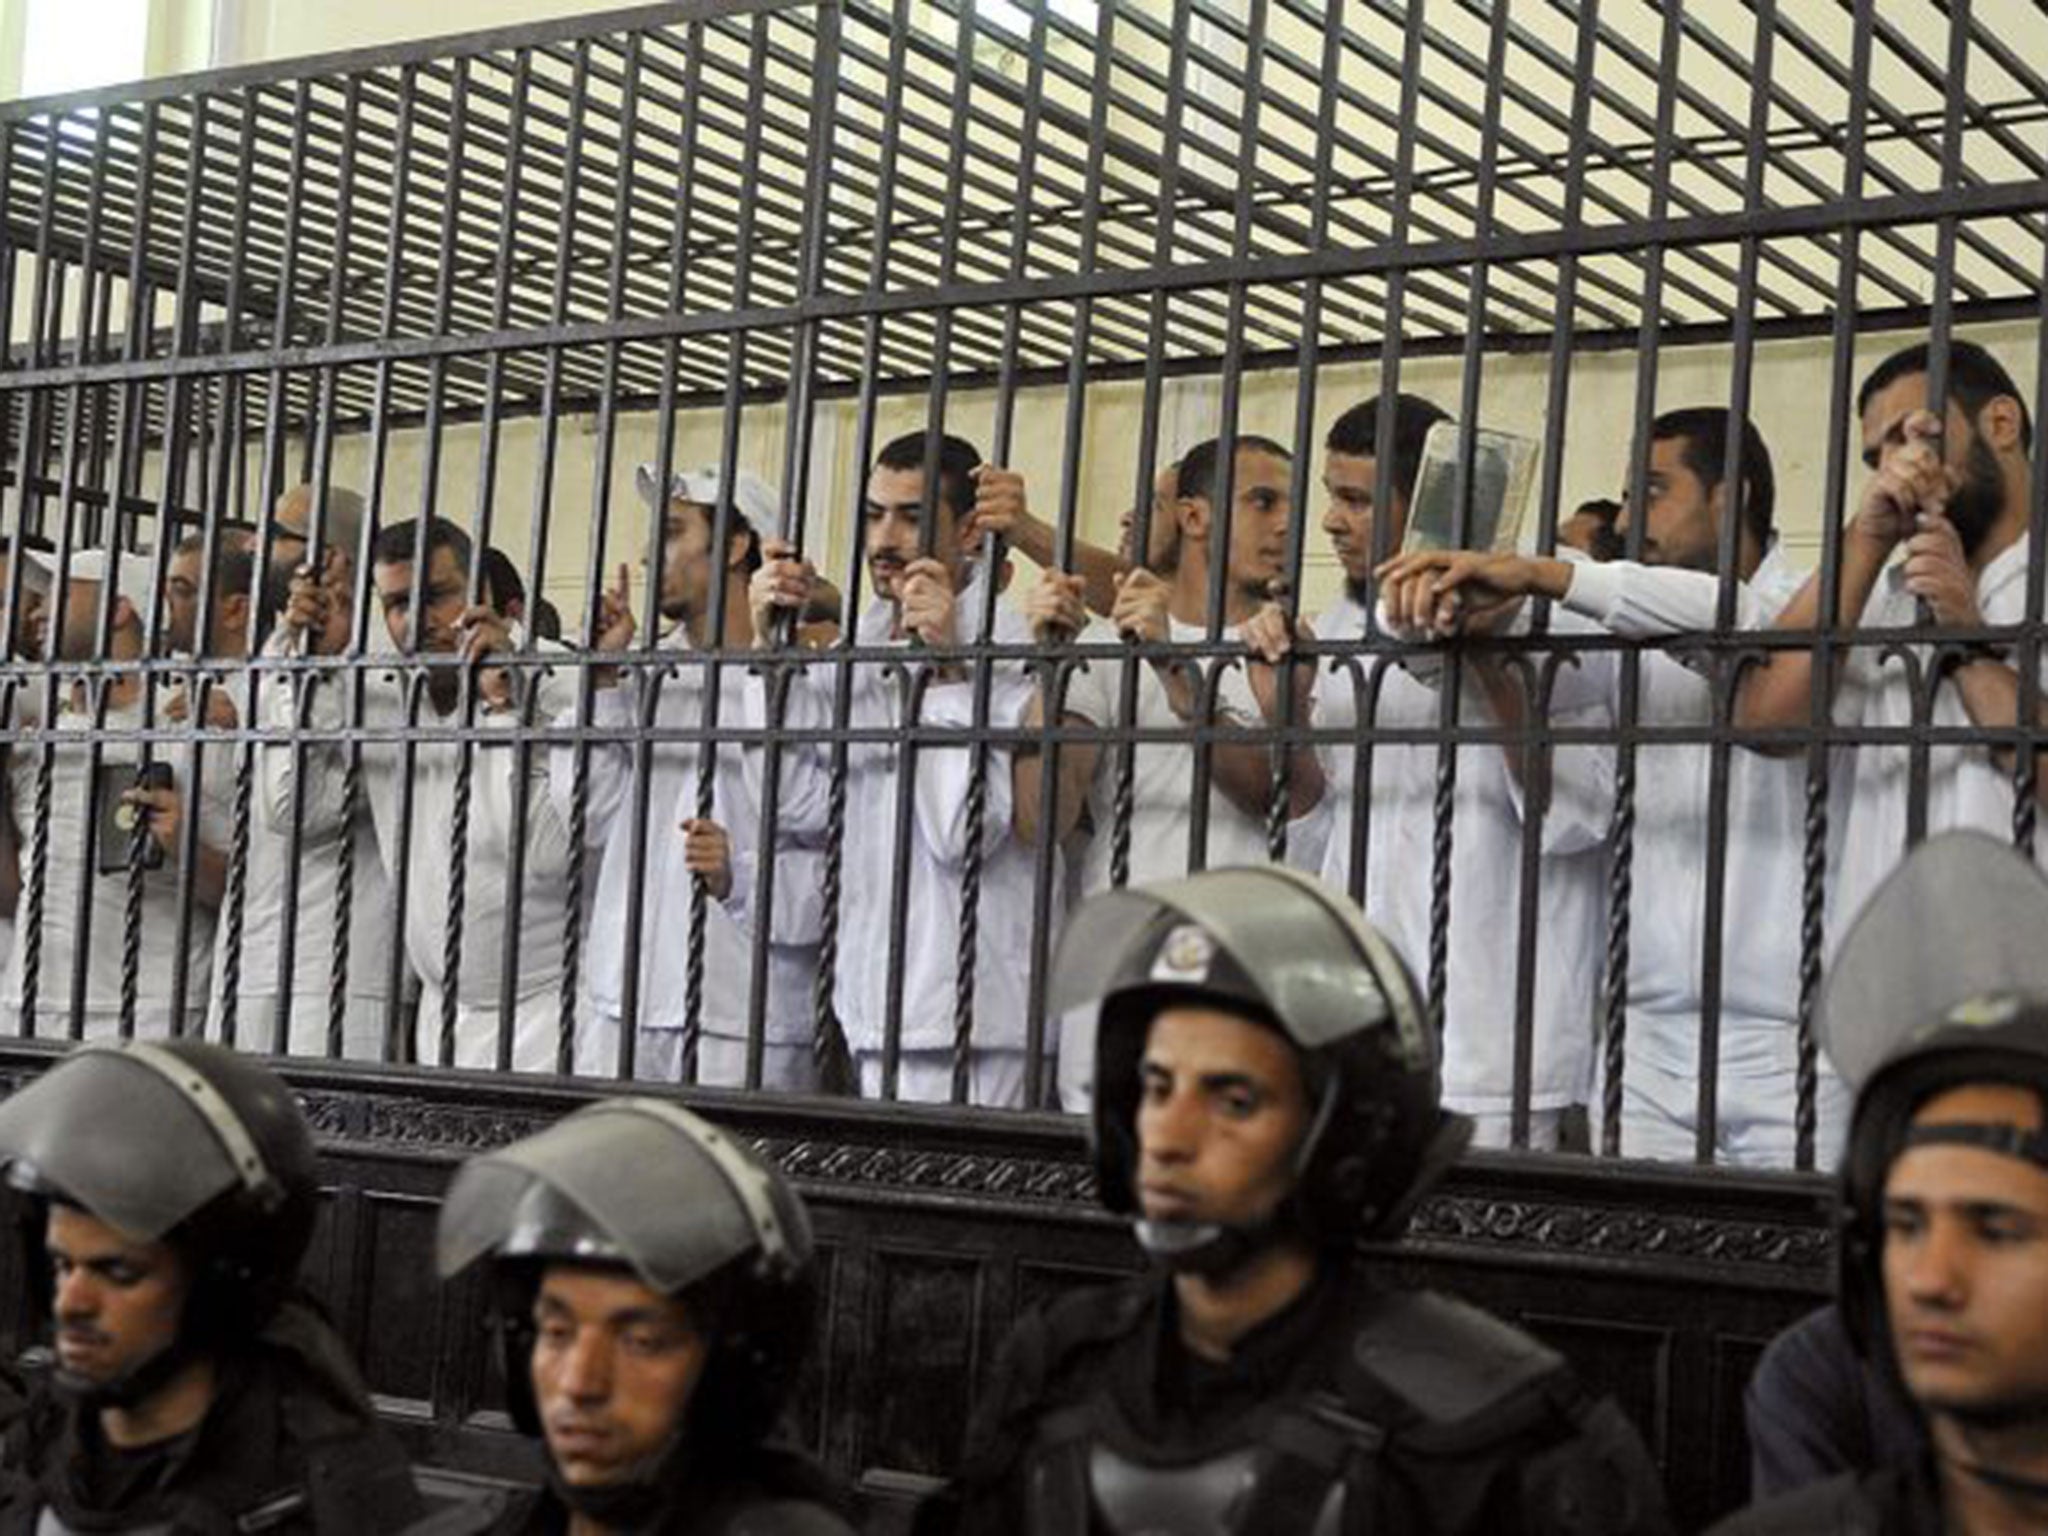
[747,430,1048,1106]
[231,485,404,1059]
[560,463,823,1089]
[1723,341,2047,950]
[1379,408,1852,1166]
[1313,394,1605,1151]
[3,547,230,1040]
[268,518,593,1073]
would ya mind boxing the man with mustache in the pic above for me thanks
[269,518,593,1072]
[563,465,824,1088]
[435,1097,855,1535]
[1715,835,2048,1533]
[0,1040,422,1532]
[922,867,1670,1536]
[1374,408,1851,1167]
[748,429,1049,1105]
[1314,394,1606,1151]
[1727,340,2047,940]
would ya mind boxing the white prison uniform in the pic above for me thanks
[266,640,606,1074]
[1555,552,1851,1167]
[1830,534,2048,949]
[754,580,1045,1104]
[1051,614,1327,1110]
[1314,590,1605,1135]
[553,627,823,1087]
[1059,615,1329,896]
[2,687,230,1039]
[207,659,403,1060]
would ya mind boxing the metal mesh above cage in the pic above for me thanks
[2,0,2044,444]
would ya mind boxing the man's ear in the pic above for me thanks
[222,591,250,632]
[728,530,756,574]
[1982,395,2027,455]
[1176,494,1209,543]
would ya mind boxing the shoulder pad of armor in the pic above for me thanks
[723,1500,861,1536]
[1346,1289,1571,1434]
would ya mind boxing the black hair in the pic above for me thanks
[1175,434,1293,502]
[530,596,564,642]
[371,517,474,577]
[477,547,526,615]
[872,430,983,527]
[1857,339,2034,454]
[1649,407,1778,551]
[1323,395,1450,509]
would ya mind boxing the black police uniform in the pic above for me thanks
[479,1444,854,1536]
[0,1300,422,1535]
[931,1263,1668,1536]
[1708,1459,1941,1535]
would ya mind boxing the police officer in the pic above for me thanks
[434,1097,856,1535]
[923,866,1672,1535]
[0,1039,424,1532]
[1717,834,2048,1533]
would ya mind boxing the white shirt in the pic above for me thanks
[1314,590,1604,1112]
[1059,615,1326,895]
[756,579,1044,1055]
[206,658,402,1054]
[3,684,230,1036]
[1831,533,2047,947]
[264,636,586,1070]
[1556,549,1834,1078]
[556,627,821,1045]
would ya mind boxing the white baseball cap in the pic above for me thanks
[23,546,158,602]
[633,463,780,535]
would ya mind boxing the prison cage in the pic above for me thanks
[0,0,2041,1524]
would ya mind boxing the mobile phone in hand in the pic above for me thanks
[94,761,172,877]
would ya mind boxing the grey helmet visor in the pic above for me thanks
[0,1043,277,1242]
[436,1098,809,1294]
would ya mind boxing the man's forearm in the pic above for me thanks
[1954,654,2048,806]
[1733,537,1890,739]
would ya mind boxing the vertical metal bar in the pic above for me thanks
[1185,0,1267,878]
[752,2,842,1091]
[1599,0,1676,1158]
[616,27,700,1083]
[1794,1,1875,1171]
[1111,0,1192,892]
[2014,215,2048,860]
[1022,0,1119,1107]
[949,0,1043,1104]
[812,0,914,1092]
[1689,0,1776,1163]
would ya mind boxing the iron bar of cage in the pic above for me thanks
[500,44,594,1072]
[616,23,700,1087]
[1450,1,1525,1148]
[950,0,1043,1107]
[1182,0,1269,880]
[1266,0,1341,874]
[810,0,914,1096]
[206,83,267,1053]
[1905,0,1973,852]
[10,168,2048,400]
[316,75,374,1062]
[1021,0,1119,1110]
[362,68,430,1067]
[1109,0,1193,895]
[749,1,842,1095]
[1600,0,1681,1160]
[682,14,768,1087]
[876,0,979,1108]
[559,34,649,1079]
[251,80,315,1058]
[1685,7,2034,302]
[1793,0,1875,1176]
[1688,0,1779,1164]
[2014,216,2048,861]
[129,92,220,1041]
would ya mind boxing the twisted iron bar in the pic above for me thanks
[327,747,361,1061]
[810,662,853,1089]
[1426,742,1457,1045]
[1795,757,1828,1171]
[19,744,54,1038]
[1599,752,1637,1158]
[217,731,256,1050]
[440,735,472,1068]
[561,738,591,1077]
